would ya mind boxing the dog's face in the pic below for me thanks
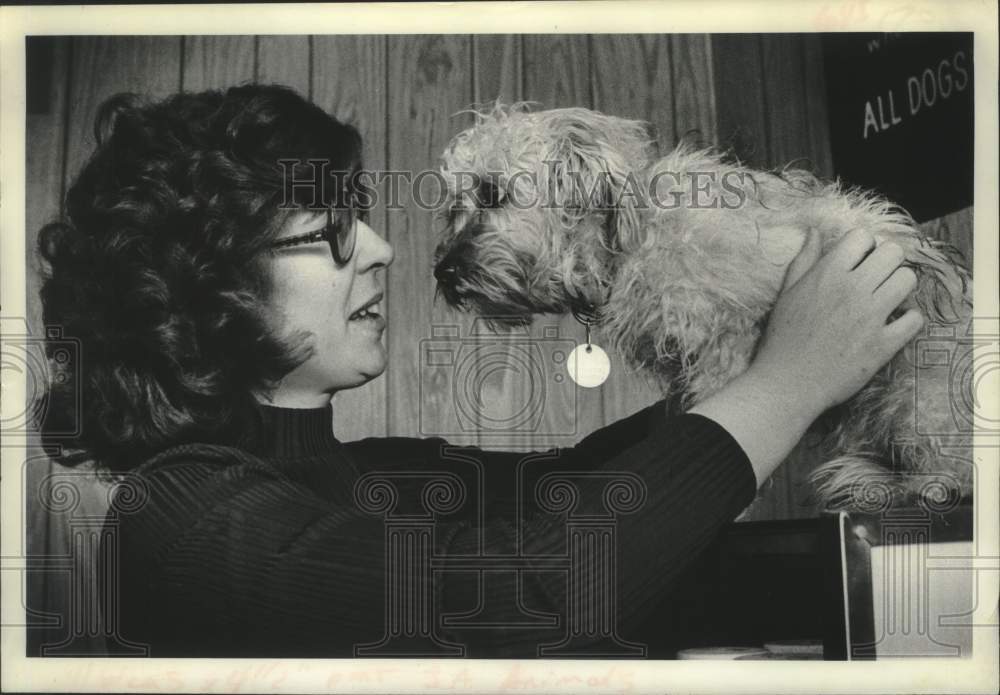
[433,105,655,322]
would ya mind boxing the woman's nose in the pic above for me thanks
[354,220,394,271]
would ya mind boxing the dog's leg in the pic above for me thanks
[811,339,973,510]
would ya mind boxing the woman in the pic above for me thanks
[38,84,922,657]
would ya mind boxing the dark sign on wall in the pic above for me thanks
[823,33,973,223]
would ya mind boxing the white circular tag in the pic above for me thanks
[567,343,610,388]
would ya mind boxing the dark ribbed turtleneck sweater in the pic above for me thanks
[113,401,755,657]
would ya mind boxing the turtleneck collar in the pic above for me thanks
[246,402,340,459]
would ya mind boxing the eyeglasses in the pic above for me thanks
[268,206,358,266]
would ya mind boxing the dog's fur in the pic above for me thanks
[433,104,972,511]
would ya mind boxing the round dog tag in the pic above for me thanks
[567,343,610,388]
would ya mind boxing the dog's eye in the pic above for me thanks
[476,176,503,208]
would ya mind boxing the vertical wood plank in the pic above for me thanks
[759,34,815,520]
[312,35,391,441]
[180,35,255,91]
[464,39,530,615]
[386,36,475,442]
[522,35,605,449]
[257,35,311,96]
[55,34,183,652]
[471,36,535,451]
[64,37,183,190]
[26,37,70,337]
[24,36,71,655]
[801,35,835,179]
[671,34,717,146]
[713,34,817,521]
[762,35,812,169]
[473,35,522,106]
[711,35,841,520]
[780,445,828,519]
[711,34,768,167]
[591,34,672,426]
[523,35,591,109]
[592,34,674,144]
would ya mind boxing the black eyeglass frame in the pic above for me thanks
[268,206,358,266]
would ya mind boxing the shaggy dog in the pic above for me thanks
[432,104,973,511]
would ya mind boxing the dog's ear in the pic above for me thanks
[606,168,647,255]
[543,109,656,255]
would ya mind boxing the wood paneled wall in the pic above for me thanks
[713,34,836,520]
[27,34,923,524]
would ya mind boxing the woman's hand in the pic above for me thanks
[751,227,924,419]
[688,228,924,488]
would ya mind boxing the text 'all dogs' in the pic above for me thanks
[862,50,970,139]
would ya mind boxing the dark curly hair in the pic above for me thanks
[37,84,365,472]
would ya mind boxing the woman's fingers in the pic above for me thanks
[750,225,928,419]
[825,228,877,271]
[874,265,919,316]
[855,240,906,290]
[782,228,824,290]
[882,308,925,356]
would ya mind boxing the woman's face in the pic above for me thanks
[264,210,395,407]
